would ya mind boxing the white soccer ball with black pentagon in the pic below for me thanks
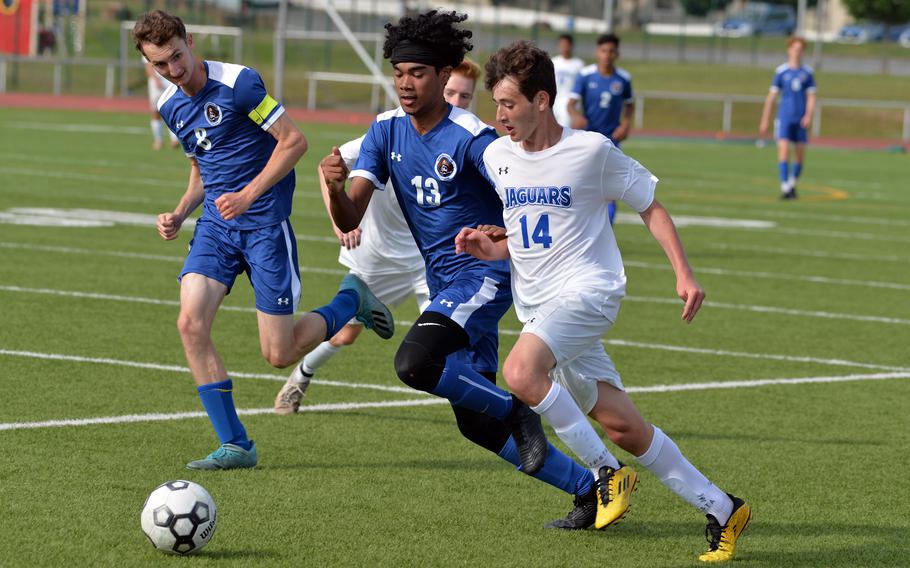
[140,480,217,555]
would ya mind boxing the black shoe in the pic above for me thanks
[503,397,548,475]
[544,484,596,530]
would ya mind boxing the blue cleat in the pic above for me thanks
[186,442,258,470]
[340,274,395,339]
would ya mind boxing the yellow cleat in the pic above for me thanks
[699,494,752,563]
[594,464,639,529]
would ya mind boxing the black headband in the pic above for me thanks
[389,39,452,68]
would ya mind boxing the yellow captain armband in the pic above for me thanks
[248,94,280,126]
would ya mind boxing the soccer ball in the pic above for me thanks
[140,480,217,555]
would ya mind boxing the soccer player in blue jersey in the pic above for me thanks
[566,33,634,224]
[760,36,816,200]
[320,10,604,528]
[133,10,393,470]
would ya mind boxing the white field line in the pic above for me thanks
[705,243,908,265]
[774,226,910,244]
[9,283,908,327]
[625,295,910,325]
[624,260,910,291]
[2,121,149,135]
[1,370,908,432]
[0,399,450,432]
[0,349,421,394]
[667,202,910,228]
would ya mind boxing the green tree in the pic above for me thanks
[841,0,910,24]
[682,0,732,17]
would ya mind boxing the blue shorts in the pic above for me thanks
[776,120,808,143]
[180,218,301,315]
[425,270,512,373]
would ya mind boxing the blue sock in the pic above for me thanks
[197,379,251,450]
[793,163,802,179]
[778,161,789,183]
[431,356,513,420]
[312,289,358,340]
[607,201,617,225]
[499,437,594,496]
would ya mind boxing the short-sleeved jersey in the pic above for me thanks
[569,65,633,142]
[482,128,657,321]
[552,55,585,128]
[336,135,424,276]
[157,61,292,230]
[350,105,509,293]
[770,63,816,123]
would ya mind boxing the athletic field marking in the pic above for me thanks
[0,349,424,394]
[625,295,910,325]
[4,284,908,327]
[624,260,910,291]
[3,121,149,135]
[0,167,174,188]
[5,238,905,292]
[615,212,775,229]
[0,399,450,432]
[1,371,907,432]
[704,243,908,265]
[775,226,910,244]
[668,201,910,228]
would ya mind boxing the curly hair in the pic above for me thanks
[133,10,187,54]
[484,41,556,108]
[383,10,473,69]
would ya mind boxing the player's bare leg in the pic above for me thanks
[590,382,748,561]
[178,273,256,469]
[504,334,632,528]
[274,322,364,415]
[256,311,329,369]
[177,273,229,386]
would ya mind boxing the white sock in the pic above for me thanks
[636,425,734,524]
[150,119,163,143]
[788,175,796,187]
[781,181,790,193]
[168,129,178,143]
[531,382,620,474]
[301,342,341,376]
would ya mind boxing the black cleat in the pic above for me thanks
[503,398,548,475]
[544,484,596,530]
[780,187,797,200]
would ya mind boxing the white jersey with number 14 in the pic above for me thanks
[482,128,657,321]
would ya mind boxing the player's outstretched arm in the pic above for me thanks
[639,199,705,323]
[322,147,374,233]
[454,227,510,261]
[215,113,308,221]
[158,158,204,241]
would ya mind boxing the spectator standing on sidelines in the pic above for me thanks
[144,56,179,150]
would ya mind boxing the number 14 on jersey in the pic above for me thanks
[519,214,552,249]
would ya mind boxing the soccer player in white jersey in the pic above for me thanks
[144,56,179,150]
[134,10,394,470]
[272,59,483,414]
[759,36,816,200]
[551,34,584,129]
[456,41,751,562]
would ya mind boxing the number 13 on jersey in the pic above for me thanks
[519,214,552,249]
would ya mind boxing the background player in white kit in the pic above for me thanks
[274,58,483,414]
[550,34,584,129]
[144,56,180,150]
[456,41,751,563]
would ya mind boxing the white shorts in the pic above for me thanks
[346,267,429,325]
[148,78,165,109]
[523,290,625,414]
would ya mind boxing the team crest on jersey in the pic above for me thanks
[204,102,223,126]
[610,81,623,95]
[434,153,457,181]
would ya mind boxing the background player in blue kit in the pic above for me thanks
[134,10,393,470]
[566,33,634,224]
[759,36,816,200]
[320,10,605,528]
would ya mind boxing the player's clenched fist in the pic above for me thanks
[320,147,349,195]
[157,212,184,241]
